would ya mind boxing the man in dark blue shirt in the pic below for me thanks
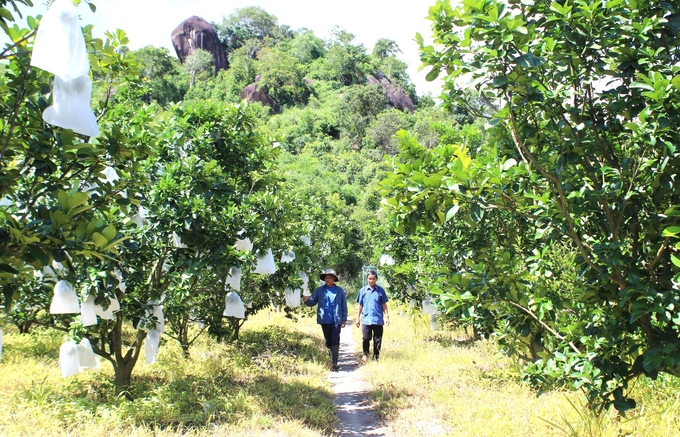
[303,268,348,371]
[355,270,389,362]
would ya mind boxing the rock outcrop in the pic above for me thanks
[240,75,277,112]
[367,74,415,113]
[171,16,227,73]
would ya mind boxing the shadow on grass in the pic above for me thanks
[424,331,477,348]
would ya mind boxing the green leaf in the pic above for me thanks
[662,226,680,237]
[27,245,50,266]
[514,54,546,68]
[66,192,90,211]
[445,204,460,222]
[425,66,441,82]
[672,254,680,268]
[0,264,19,274]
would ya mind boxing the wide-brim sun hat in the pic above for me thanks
[320,268,338,282]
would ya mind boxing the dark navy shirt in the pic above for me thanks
[356,284,388,325]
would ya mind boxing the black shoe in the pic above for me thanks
[332,365,340,371]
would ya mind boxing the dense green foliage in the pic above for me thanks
[382,0,680,413]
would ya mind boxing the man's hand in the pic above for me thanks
[355,318,360,328]
[385,316,390,326]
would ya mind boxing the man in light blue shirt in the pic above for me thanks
[355,270,389,362]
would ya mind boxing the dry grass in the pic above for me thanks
[354,304,680,437]
[0,310,334,437]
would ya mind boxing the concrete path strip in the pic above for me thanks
[327,325,390,437]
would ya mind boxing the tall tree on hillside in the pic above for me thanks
[182,48,214,88]
[213,6,281,53]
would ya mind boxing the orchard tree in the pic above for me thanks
[384,0,680,412]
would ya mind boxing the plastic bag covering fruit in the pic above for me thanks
[77,338,99,369]
[253,248,276,274]
[429,314,439,331]
[137,300,165,331]
[285,287,300,308]
[226,266,241,291]
[81,294,98,326]
[95,297,119,320]
[42,74,99,137]
[280,250,296,263]
[50,280,80,314]
[299,271,310,296]
[130,207,146,228]
[234,236,253,252]
[300,235,311,246]
[145,329,160,364]
[223,291,245,318]
[380,254,395,265]
[171,231,187,248]
[422,299,434,315]
[31,0,89,80]
[113,268,127,292]
[151,301,165,332]
[59,340,81,377]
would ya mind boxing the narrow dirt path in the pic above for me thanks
[327,325,389,437]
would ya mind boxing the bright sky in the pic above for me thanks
[17,0,445,97]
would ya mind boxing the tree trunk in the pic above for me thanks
[178,317,190,359]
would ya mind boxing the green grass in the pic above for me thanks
[2,304,679,436]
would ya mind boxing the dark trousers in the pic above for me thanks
[361,324,384,359]
[321,323,342,348]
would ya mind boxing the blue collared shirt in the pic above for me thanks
[305,284,348,325]
[356,284,388,325]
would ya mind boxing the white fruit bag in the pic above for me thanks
[95,297,119,320]
[223,291,245,319]
[151,301,165,332]
[145,329,160,364]
[422,299,434,316]
[299,271,310,296]
[42,74,99,137]
[280,250,295,263]
[429,314,439,331]
[234,230,253,252]
[77,338,99,369]
[253,248,276,274]
[31,0,89,80]
[226,266,241,291]
[80,294,98,326]
[59,340,81,377]
[285,287,300,308]
[50,280,80,314]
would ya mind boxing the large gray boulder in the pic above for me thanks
[367,74,415,112]
[171,16,227,73]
